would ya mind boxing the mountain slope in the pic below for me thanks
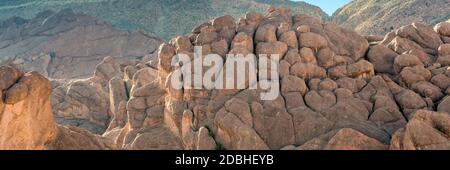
[0,9,163,79]
[332,0,450,35]
[0,0,328,40]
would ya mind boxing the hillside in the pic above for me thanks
[0,0,329,40]
[332,0,450,35]
[0,9,163,79]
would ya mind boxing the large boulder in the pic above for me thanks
[0,66,114,149]
[390,110,450,150]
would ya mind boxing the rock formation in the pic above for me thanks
[0,9,163,79]
[333,0,450,36]
[0,66,115,149]
[1,7,450,150]
[0,9,163,133]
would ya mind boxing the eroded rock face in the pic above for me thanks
[324,128,388,150]
[1,8,450,150]
[390,110,450,150]
[0,66,114,149]
[51,57,142,134]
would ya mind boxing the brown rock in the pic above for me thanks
[323,88,370,122]
[212,15,236,31]
[0,66,23,91]
[328,65,348,79]
[299,47,317,64]
[92,57,124,86]
[214,109,269,150]
[434,21,450,37]
[399,65,431,86]
[127,97,147,111]
[346,59,375,78]
[305,90,336,112]
[279,31,298,49]
[132,82,164,97]
[396,23,443,50]
[438,44,450,56]
[143,105,164,128]
[283,92,305,110]
[196,127,216,150]
[128,127,183,150]
[253,106,295,149]
[52,80,110,134]
[224,98,253,127]
[323,23,370,61]
[0,70,113,149]
[132,67,158,87]
[336,77,361,93]
[319,78,338,91]
[290,63,326,80]
[365,35,384,42]
[437,56,450,66]
[279,60,290,78]
[431,74,450,90]
[290,106,333,145]
[325,128,388,150]
[277,23,290,37]
[438,96,450,114]
[181,110,196,149]
[255,41,288,57]
[174,36,194,52]
[281,75,308,95]
[388,37,424,55]
[296,25,310,33]
[211,39,229,57]
[394,54,422,73]
[367,44,397,74]
[4,83,29,104]
[158,43,176,72]
[232,32,254,52]
[411,81,444,102]
[369,107,407,135]
[109,77,128,116]
[317,48,337,69]
[395,89,427,119]
[298,32,328,49]
[195,30,219,45]
[0,71,55,150]
[390,110,450,150]
[255,24,277,43]
[285,49,301,65]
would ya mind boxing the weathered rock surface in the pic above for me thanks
[0,66,114,149]
[390,110,450,150]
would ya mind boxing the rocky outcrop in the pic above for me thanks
[106,8,384,150]
[0,9,163,133]
[0,66,115,149]
[0,9,163,79]
[390,110,450,150]
[332,0,450,36]
[51,56,145,134]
